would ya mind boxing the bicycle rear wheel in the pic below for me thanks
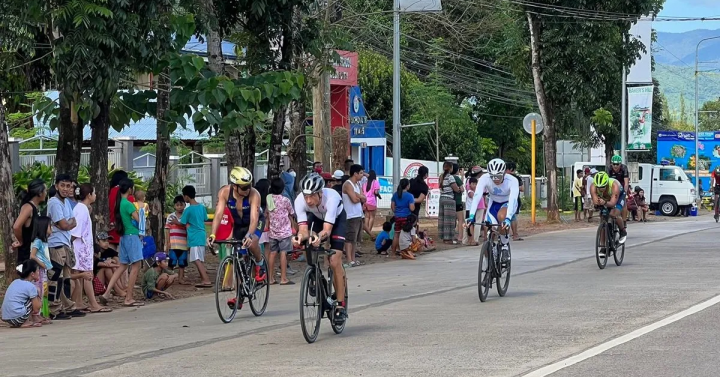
[299,266,322,343]
[478,241,491,302]
[215,256,240,324]
[595,224,608,270]
[248,260,270,316]
[330,266,348,334]
[496,244,511,297]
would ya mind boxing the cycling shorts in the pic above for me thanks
[233,221,264,242]
[486,201,509,225]
[616,190,626,211]
[304,210,347,251]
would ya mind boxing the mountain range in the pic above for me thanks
[654,28,720,114]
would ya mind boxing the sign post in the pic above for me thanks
[523,113,544,225]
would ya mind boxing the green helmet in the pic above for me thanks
[611,155,622,164]
[593,171,610,188]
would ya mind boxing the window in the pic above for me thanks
[638,166,643,181]
[660,168,679,182]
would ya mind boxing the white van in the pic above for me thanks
[572,162,696,216]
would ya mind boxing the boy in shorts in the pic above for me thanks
[141,252,176,299]
[165,195,190,284]
[179,186,212,288]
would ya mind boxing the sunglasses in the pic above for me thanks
[236,184,251,191]
[612,163,620,166]
[491,174,504,181]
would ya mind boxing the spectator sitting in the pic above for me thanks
[375,222,392,256]
[142,252,176,300]
[93,232,122,296]
[1,260,46,328]
[165,195,190,285]
[399,214,421,260]
[28,215,53,317]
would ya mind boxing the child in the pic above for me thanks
[464,177,480,246]
[375,222,392,256]
[399,214,421,260]
[93,232,122,296]
[165,195,190,285]
[142,252,176,299]
[266,178,296,285]
[133,189,149,236]
[29,216,53,313]
[1,260,46,328]
[178,185,212,288]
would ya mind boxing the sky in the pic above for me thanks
[655,0,720,33]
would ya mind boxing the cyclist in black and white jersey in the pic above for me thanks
[292,173,348,319]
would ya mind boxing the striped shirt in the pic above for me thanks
[165,212,188,250]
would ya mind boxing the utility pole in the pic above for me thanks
[313,0,334,169]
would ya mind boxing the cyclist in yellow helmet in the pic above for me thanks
[590,171,627,244]
[208,166,267,284]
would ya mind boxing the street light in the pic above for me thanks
[695,36,720,202]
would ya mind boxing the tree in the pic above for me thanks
[699,97,720,132]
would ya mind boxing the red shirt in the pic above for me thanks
[108,185,135,244]
[713,171,720,187]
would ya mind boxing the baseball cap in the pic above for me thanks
[321,172,333,181]
[96,231,109,240]
[333,170,344,180]
[584,167,590,174]
[154,252,168,262]
[590,168,598,174]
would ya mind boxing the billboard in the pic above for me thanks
[330,50,358,87]
[627,18,653,85]
[657,131,720,192]
[627,86,654,151]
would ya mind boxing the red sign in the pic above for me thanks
[427,177,439,190]
[403,162,424,178]
[330,50,358,87]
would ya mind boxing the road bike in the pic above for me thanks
[595,207,625,269]
[478,222,511,302]
[214,239,270,323]
[298,236,348,343]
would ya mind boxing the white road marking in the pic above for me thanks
[523,293,720,377]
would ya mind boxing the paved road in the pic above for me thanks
[3,218,720,377]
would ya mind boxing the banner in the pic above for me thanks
[627,86,654,151]
[627,18,653,84]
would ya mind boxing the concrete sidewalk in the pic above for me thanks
[0,217,714,377]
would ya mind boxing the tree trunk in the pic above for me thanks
[269,107,288,177]
[240,127,256,174]
[147,70,171,250]
[55,95,84,179]
[527,13,559,222]
[312,74,332,169]
[90,101,111,232]
[0,99,19,284]
[288,99,307,180]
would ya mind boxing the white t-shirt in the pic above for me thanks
[470,173,520,217]
[399,227,416,250]
[342,180,363,219]
[294,188,344,224]
[586,176,594,197]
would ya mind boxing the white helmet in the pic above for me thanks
[299,173,325,195]
[487,158,506,175]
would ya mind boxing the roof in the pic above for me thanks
[37,91,209,141]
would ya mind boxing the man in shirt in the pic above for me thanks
[409,166,430,217]
[47,174,81,320]
[342,164,367,267]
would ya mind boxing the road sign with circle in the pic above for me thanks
[523,113,544,134]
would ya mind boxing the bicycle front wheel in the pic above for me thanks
[248,261,270,316]
[595,225,608,270]
[478,241,491,302]
[496,244,511,297]
[614,238,625,266]
[215,256,240,324]
[299,267,322,343]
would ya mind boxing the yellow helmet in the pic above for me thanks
[229,166,253,185]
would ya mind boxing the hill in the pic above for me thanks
[653,64,720,114]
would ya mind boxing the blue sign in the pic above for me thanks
[657,131,720,192]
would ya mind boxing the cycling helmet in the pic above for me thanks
[487,158,506,175]
[470,165,482,176]
[593,171,610,188]
[611,155,623,164]
[229,166,253,185]
[299,173,325,195]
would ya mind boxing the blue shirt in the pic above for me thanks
[392,191,415,218]
[47,196,73,248]
[281,172,295,201]
[375,231,390,250]
[1,279,38,320]
[180,203,208,247]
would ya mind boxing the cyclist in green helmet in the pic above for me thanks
[608,155,630,221]
[590,171,627,244]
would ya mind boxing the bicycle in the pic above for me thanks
[297,235,348,344]
[595,207,625,269]
[477,222,511,302]
[213,239,270,323]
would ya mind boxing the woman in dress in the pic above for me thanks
[362,170,381,240]
[71,184,111,313]
[438,161,461,244]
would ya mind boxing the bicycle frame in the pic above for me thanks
[598,209,618,251]
[303,242,338,315]
[222,244,256,298]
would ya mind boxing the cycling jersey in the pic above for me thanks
[608,164,629,185]
[469,173,519,224]
[295,188,346,250]
[227,186,264,239]
[596,178,626,211]
[712,171,720,188]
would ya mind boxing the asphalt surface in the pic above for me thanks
[2,217,720,377]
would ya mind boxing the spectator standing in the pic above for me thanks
[108,170,135,248]
[506,162,524,241]
[585,168,597,222]
[332,170,346,196]
[266,178,297,284]
[362,170,381,239]
[281,168,296,201]
[255,179,271,257]
[47,174,80,320]
[180,185,212,288]
[142,252,176,299]
[100,178,144,307]
[165,195,190,284]
[12,179,46,265]
[452,164,465,244]
[133,189,149,236]
[313,161,324,174]
[342,164,367,267]
[573,169,584,222]
[1,260,46,328]
[391,178,415,255]
[439,162,460,244]
[464,177,480,246]
[409,166,429,217]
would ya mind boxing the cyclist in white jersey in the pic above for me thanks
[467,159,519,262]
